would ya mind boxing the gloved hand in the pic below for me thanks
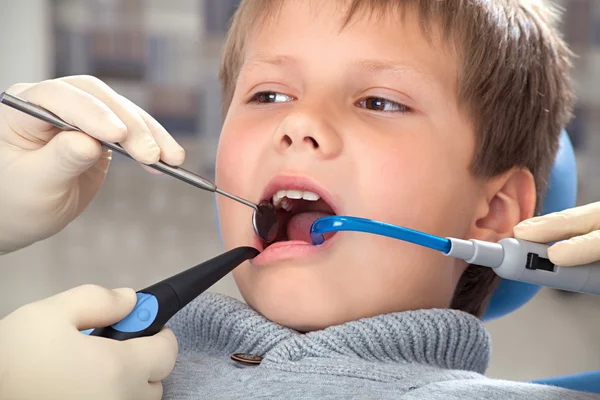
[0,285,178,400]
[0,76,185,254]
[514,202,600,266]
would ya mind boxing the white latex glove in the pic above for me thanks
[0,76,185,254]
[0,285,178,400]
[514,202,600,267]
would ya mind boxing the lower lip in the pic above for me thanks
[251,235,337,266]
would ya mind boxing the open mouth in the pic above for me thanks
[258,179,339,251]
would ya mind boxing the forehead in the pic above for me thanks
[240,0,457,93]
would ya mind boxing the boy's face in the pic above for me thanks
[216,1,482,331]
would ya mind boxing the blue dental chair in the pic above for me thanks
[484,130,600,393]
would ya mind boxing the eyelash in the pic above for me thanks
[247,91,410,113]
[356,97,410,113]
[248,91,295,104]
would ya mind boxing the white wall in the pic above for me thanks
[0,1,52,92]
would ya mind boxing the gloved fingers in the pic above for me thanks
[59,76,161,165]
[71,149,113,210]
[4,79,127,146]
[45,285,137,330]
[141,164,165,175]
[34,134,112,215]
[124,96,186,167]
[125,327,178,382]
[514,202,600,243]
[4,82,34,95]
[93,148,113,175]
[0,83,35,139]
[33,130,103,188]
[548,230,600,267]
[145,382,164,400]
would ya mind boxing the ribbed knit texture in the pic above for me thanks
[163,293,599,399]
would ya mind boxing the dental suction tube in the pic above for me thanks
[311,216,600,296]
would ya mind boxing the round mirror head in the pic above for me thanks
[253,201,279,243]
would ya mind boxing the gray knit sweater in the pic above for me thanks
[163,293,598,399]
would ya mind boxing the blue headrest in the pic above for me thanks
[482,130,578,321]
[214,130,578,321]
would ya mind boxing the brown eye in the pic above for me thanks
[358,97,409,113]
[365,98,385,110]
[249,91,294,104]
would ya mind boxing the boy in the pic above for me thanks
[0,0,596,399]
[162,0,592,398]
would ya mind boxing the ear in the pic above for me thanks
[468,168,536,242]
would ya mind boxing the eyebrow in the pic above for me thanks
[245,56,429,75]
[243,54,298,70]
[241,55,437,92]
[352,59,436,88]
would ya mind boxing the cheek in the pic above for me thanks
[355,135,476,238]
[345,135,476,302]
[215,120,260,248]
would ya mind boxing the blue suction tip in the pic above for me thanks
[310,216,451,253]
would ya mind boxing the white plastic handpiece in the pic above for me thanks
[495,238,600,295]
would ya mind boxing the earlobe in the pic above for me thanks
[471,168,536,242]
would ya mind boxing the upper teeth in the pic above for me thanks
[272,189,320,210]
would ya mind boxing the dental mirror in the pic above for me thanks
[253,201,279,243]
[0,91,280,243]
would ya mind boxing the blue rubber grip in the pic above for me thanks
[80,292,159,335]
[111,292,159,332]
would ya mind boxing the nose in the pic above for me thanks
[272,111,342,159]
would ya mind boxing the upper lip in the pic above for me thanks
[259,174,341,215]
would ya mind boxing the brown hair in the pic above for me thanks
[219,0,575,317]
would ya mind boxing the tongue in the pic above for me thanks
[286,212,331,243]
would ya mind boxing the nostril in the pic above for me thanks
[277,134,319,150]
[304,136,319,149]
[282,135,293,147]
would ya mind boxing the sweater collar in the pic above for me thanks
[173,293,490,374]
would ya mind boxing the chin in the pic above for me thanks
[251,298,352,332]
[235,262,459,332]
[235,270,359,332]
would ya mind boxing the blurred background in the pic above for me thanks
[1,0,600,383]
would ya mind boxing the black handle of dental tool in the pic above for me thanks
[86,246,260,341]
